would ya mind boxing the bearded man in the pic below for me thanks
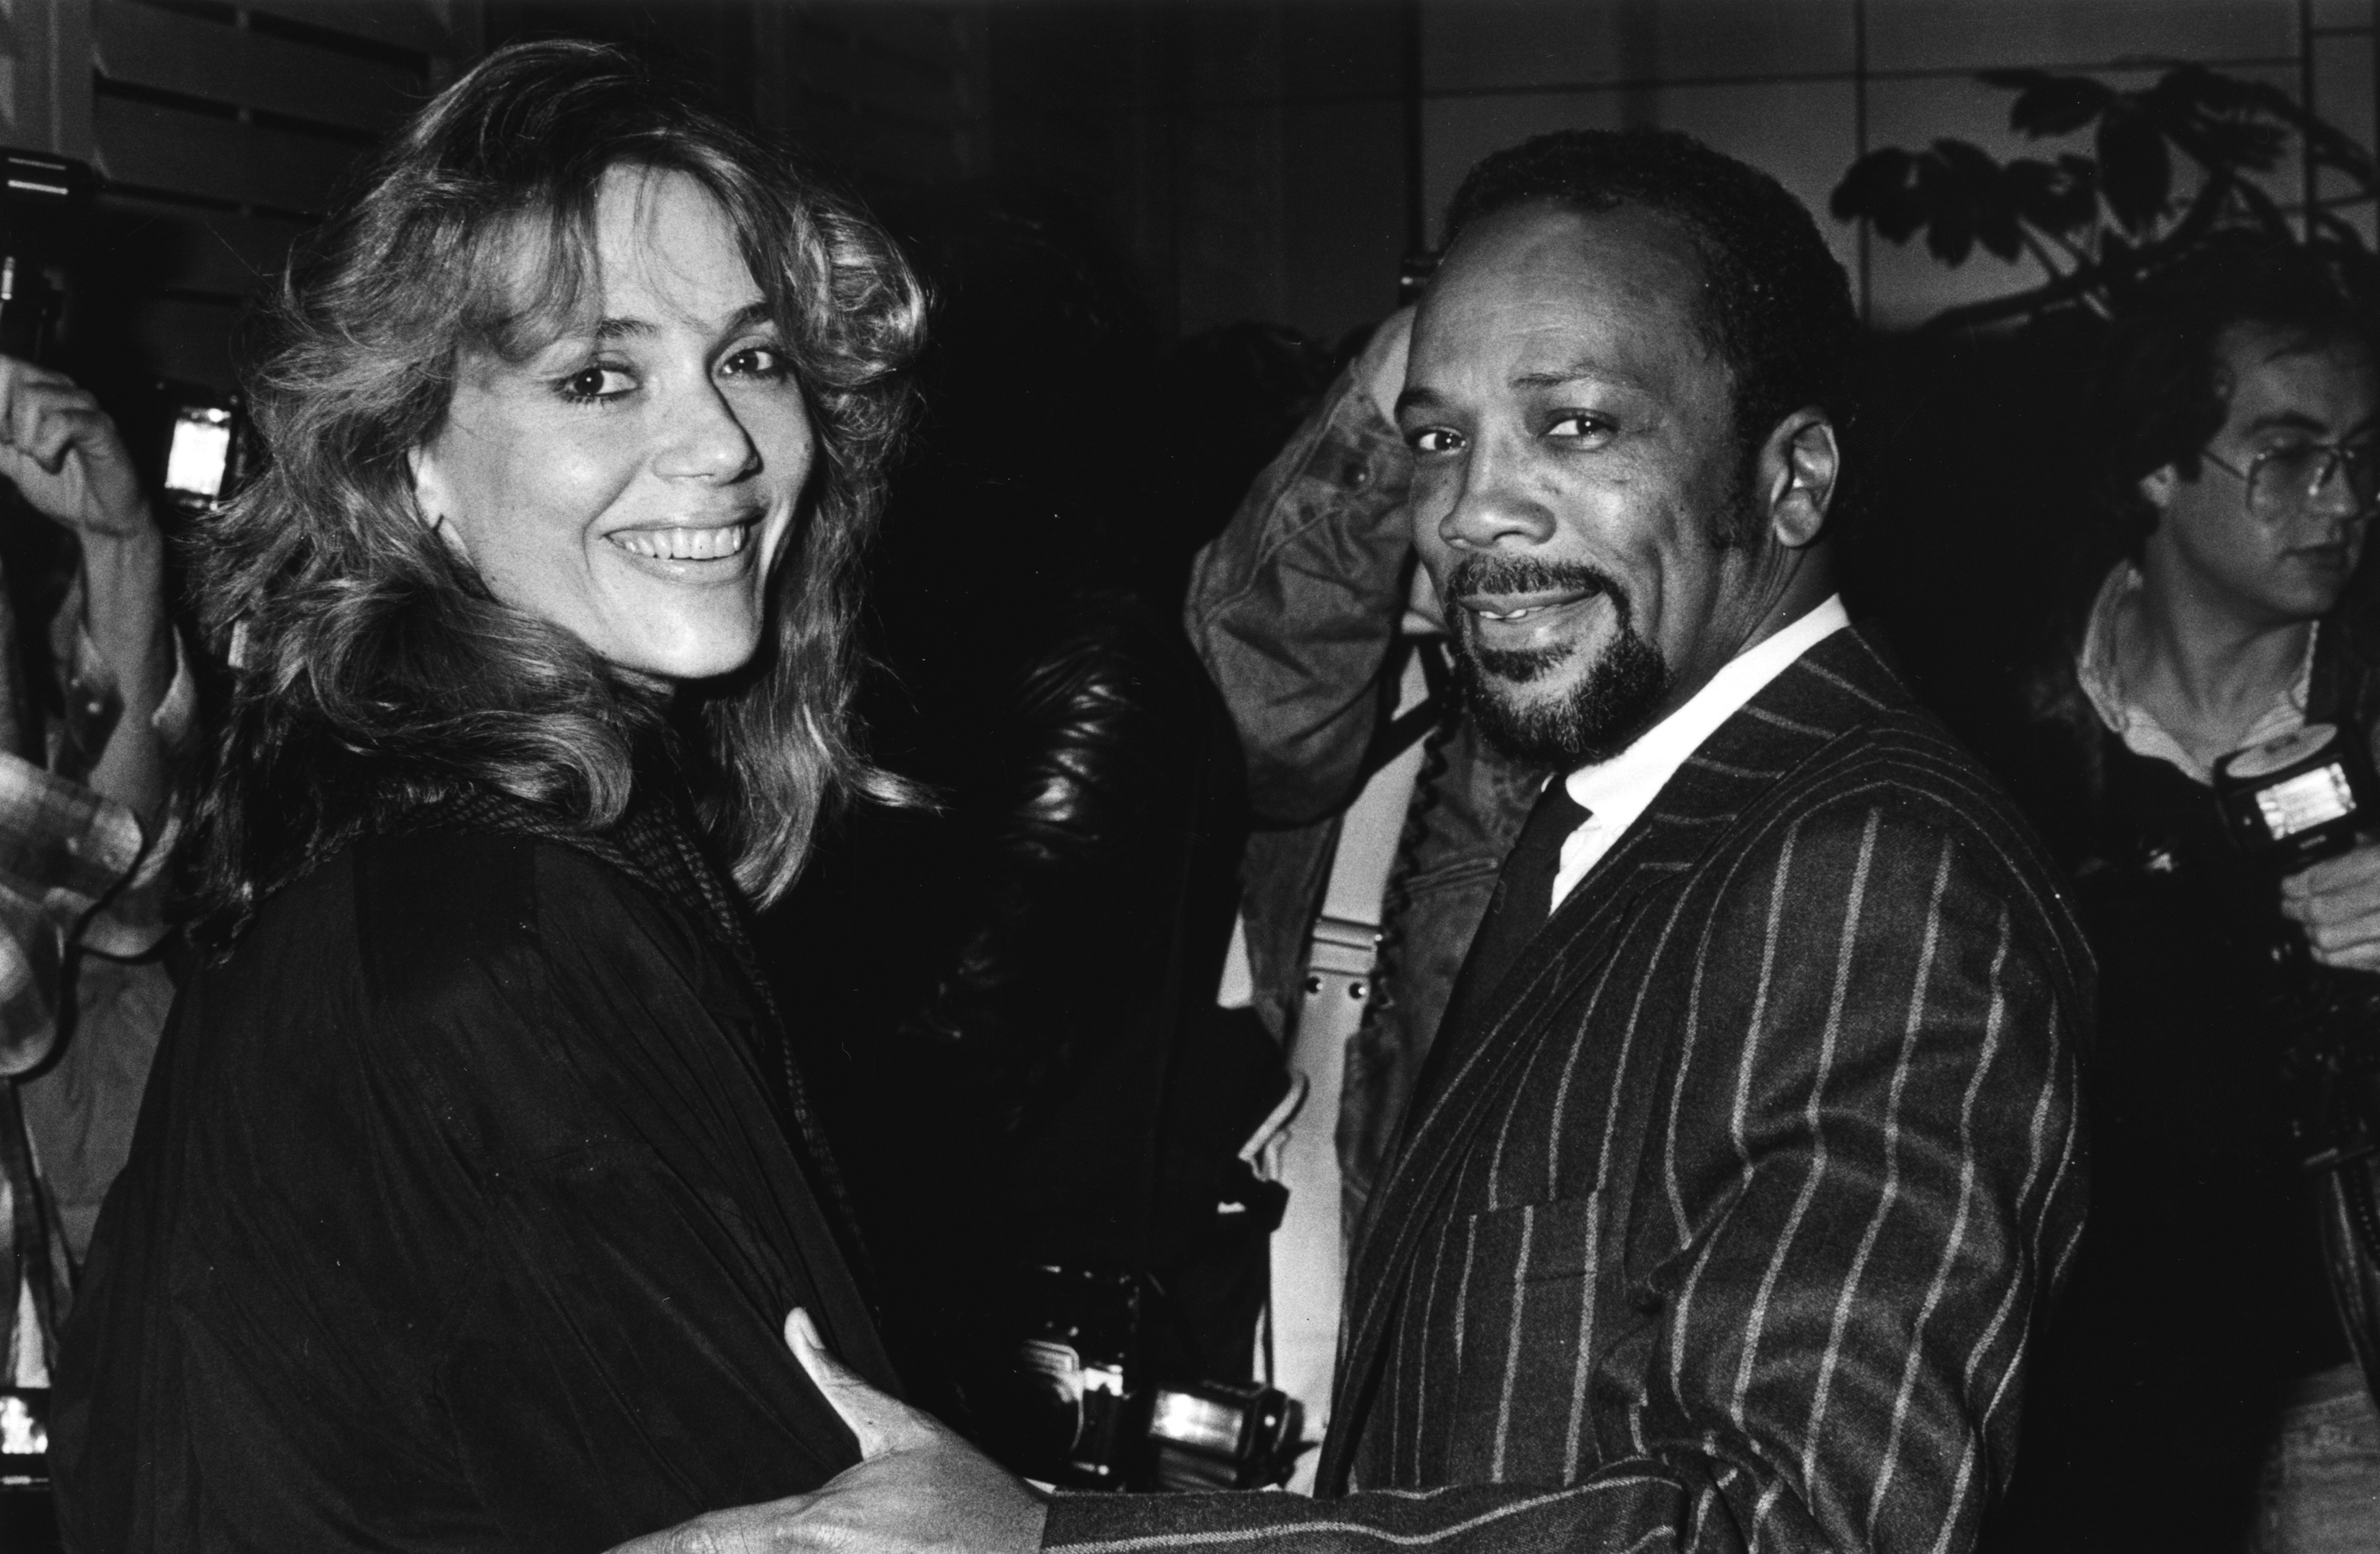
[632,126,2092,1554]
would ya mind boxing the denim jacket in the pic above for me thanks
[1184,319,1542,1226]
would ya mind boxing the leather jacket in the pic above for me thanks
[898,593,1247,1169]
[1184,320,1543,1227]
[779,582,1263,1420]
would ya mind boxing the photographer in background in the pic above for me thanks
[1997,242,2380,1553]
[0,354,187,1390]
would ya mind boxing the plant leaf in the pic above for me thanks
[2002,71,2115,137]
[1911,149,1980,263]
[2098,107,2172,232]
[1922,140,2023,260]
[2164,167,2235,252]
[1926,207,1976,264]
[2231,178,2296,239]
[2147,66,2289,171]
[2101,228,2135,277]
[1830,147,1926,238]
[2309,208,2373,254]
[2006,157,2096,234]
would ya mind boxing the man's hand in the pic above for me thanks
[0,358,150,543]
[2281,839,2380,971]
[606,1311,1048,1554]
[1355,303,1413,426]
[0,358,172,808]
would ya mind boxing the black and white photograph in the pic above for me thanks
[0,2,2374,1550]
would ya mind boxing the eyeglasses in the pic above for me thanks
[2199,439,2380,524]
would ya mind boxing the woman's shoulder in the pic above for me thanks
[357,824,713,1007]
[233,818,706,1024]
[347,826,544,1007]
[211,821,736,1172]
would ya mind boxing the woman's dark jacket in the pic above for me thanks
[53,793,892,1552]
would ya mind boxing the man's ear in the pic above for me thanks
[2139,464,2177,512]
[407,443,469,559]
[1759,408,1839,551]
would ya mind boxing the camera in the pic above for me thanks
[2215,721,2379,874]
[2204,721,2380,1397]
[0,148,252,515]
[2217,722,2380,1168]
[155,381,252,516]
[985,1262,1302,1492]
[0,1387,42,1487]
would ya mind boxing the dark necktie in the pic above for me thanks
[1428,779,1592,1073]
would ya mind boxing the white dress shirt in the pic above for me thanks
[1547,596,1852,913]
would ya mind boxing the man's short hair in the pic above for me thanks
[2098,238,2369,555]
[1443,127,1863,542]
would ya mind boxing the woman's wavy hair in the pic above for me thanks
[190,38,924,944]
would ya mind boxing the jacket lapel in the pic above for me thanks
[1318,626,1913,1490]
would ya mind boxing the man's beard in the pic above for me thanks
[1444,555,1671,770]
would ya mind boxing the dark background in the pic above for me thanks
[19,0,2369,386]
[4,0,2374,745]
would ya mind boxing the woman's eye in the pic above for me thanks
[558,365,635,402]
[723,345,792,381]
[1410,427,1464,455]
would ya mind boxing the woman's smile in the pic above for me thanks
[606,519,759,564]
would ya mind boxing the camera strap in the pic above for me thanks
[1264,633,1442,1490]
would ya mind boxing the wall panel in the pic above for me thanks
[93,0,426,136]
[94,95,365,215]
[1415,0,2375,331]
[73,0,471,388]
[247,0,463,60]
[1864,0,2296,73]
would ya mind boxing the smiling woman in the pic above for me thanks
[49,40,926,1554]
[411,168,820,684]
[185,41,921,922]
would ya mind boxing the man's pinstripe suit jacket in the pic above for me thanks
[1044,626,2092,1554]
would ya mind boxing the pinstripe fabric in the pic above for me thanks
[1043,628,2091,1554]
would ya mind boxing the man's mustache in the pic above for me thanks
[1443,555,1625,609]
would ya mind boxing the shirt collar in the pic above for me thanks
[1562,594,1853,821]
[2074,560,2316,784]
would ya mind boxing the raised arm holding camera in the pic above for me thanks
[0,349,188,1408]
